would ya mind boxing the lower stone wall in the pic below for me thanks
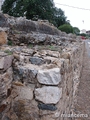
[0,41,84,120]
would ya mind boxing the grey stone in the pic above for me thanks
[35,86,62,104]
[28,68,37,79]
[38,103,57,111]
[46,50,60,58]
[0,13,8,27]
[37,68,61,85]
[29,57,45,65]
[15,66,38,84]
[0,57,4,69]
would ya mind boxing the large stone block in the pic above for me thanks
[37,68,61,85]
[12,83,33,100]
[0,55,13,71]
[35,86,62,104]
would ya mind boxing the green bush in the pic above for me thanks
[73,27,80,35]
[80,33,86,37]
[58,24,73,34]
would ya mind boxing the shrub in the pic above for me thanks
[73,27,80,35]
[58,24,73,34]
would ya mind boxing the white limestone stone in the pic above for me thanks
[37,68,61,85]
[35,86,62,104]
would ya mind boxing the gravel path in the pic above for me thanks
[74,42,90,120]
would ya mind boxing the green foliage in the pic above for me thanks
[4,50,13,55]
[53,8,69,27]
[2,0,28,17]
[80,33,86,37]
[28,44,33,48]
[8,40,13,46]
[73,27,80,35]
[1,0,68,27]
[58,24,73,34]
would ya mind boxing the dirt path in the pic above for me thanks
[74,42,90,120]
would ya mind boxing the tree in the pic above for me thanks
[1,0,29,17]
[1,0,68,27]
[1,0,55,18]
[58,24,73,34]
[53,8,68,27]
[26,0,55,21]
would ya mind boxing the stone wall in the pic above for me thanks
[0,41,84,120]
[0,13,85,120]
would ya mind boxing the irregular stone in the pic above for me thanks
[0,31,7,45]
[12,83,33,100]
[28,68,38,82]
[13,53,20,61]
[0,13,8,27]
[68,33,76,39]
[15,66,38,84]
[12,100,39,120]
[0,67,13,103]
[61,52,70,60]
[0,55,13,71]
[29,56,45,65]
[12,46,22,52]
[46,50,60,58]
[0,52,8,57]
[0,27,9,32]
[38,103,57,111]
[37,68,61,85]
[35,86,62,104]
[21,48,34,55]
[11,17,61,35]
[0,57,4,69]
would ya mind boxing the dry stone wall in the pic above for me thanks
[0,12,85,120]
[0,41,84,120]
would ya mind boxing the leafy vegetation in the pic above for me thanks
[58,24,74,34]
[4,50,13,55]
[8,40,13,46]
[73,27,80,35]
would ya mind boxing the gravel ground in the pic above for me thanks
[74,43,90,120]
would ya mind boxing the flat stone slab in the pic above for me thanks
[35,86,62,104]
[37,68,61,85]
